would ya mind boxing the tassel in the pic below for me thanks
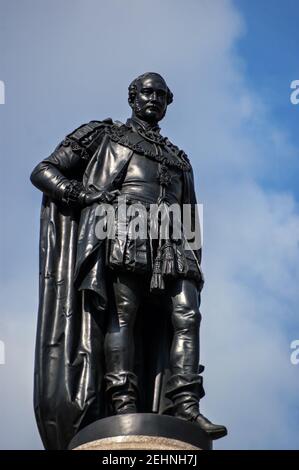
[175,243,189,275]
[161,241,176,277]
[150,247,165,291]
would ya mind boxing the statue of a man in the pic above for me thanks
[31,72,227,450]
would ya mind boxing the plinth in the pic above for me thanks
[69,414,212,450]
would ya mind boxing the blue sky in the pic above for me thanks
[0,0,298,449]
[237,0,299,198]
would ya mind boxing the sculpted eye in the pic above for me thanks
[141,88,152,94]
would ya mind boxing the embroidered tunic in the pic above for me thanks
[104,118,201,288]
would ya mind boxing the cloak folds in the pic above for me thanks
[32,121,177,450]
[34,195,173,449]
[34,196,105,450]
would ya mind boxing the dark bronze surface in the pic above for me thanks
[31,72,227,449]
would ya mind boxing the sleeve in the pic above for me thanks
[189,167,202,260]
[30,119,112,205]
[186,166,204,291]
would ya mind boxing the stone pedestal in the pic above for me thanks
[69,414,212,450]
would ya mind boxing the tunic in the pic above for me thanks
[104,118,201,288]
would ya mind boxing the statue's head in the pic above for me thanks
[128,72,173,125]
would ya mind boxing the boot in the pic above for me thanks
[105,371,138,415]
[174,400,227,440]
[165,373,227,440]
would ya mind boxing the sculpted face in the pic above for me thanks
[132,74,169,124]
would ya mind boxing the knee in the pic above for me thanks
[117,300,137,328]
[172,304,201,332]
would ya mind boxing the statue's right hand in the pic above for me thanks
[79,189,121,207]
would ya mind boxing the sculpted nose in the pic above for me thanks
[151,91,158,102]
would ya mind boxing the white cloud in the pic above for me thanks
[201,183,299,449]
[0,278,41,449]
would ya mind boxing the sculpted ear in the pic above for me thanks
[128,83,137,109]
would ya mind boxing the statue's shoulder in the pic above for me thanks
[60,118,114,160]
[66,118,114,141]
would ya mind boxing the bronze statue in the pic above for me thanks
[31,72,227,449]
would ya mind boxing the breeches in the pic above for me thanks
[104,271,201,375]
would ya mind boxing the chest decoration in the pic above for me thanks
[157,162,173,187]
[104,123,191,172]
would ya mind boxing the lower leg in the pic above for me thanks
[104,272,141,414]
[165,279,227,439]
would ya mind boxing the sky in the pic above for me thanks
[0,0,298,450]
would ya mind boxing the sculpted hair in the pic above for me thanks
[128,73,174,106]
